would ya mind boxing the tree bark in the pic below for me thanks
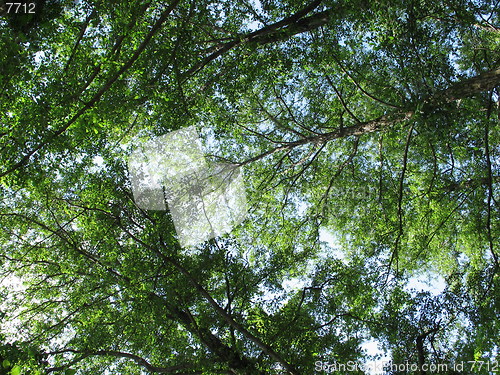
[183,0,333,78]
[415,327,440,375]
[427,68,500,105]
[240,66,500,165]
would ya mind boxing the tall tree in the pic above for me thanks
[0,0,498,373]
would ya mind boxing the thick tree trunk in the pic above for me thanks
[415,327,440,375]
[147,293,263,374]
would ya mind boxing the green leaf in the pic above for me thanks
[0,0,499,373]
[65,369,77,375]
[10,365,21,375]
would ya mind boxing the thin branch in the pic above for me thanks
[324,74,361,123]
[317,137,359,217]
[63,9,97,73]
[412,189,472,262]
[386,122,415,280]
[328,53,401,108]
[273,87,315,135]
[484,114,499,267]
[46,349,199,374]
[0,0,181,178]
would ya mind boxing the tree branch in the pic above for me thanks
[155,244,299,375]
[182,0,330,79]
[386,122,415,280]
[239,66,500,166]
[46,349,200,374]
[483,116,499,267]
[416,326,440,375]
[0,0,181,178]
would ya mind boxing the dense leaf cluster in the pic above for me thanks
[0,0,498,374]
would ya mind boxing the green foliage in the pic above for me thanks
[0,0,498,373]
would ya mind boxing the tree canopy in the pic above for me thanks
[0,0,499,374]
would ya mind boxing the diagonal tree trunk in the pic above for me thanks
[240,67,500,165]
[182,0,331,78]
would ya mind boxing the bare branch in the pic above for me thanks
[46,349,200,374]
[239,66,500,167]
[386,122,415,280]
[183,0,329,79]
